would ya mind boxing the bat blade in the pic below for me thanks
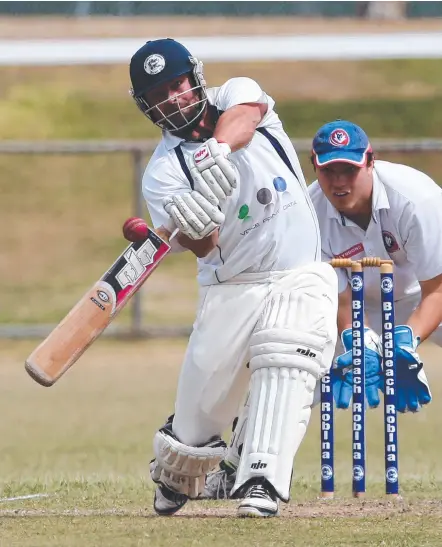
[25,228,170,386]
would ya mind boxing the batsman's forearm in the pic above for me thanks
[214,104,266,152]
[406,293,442,342]
[176,229,219,258]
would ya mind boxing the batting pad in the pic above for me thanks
[231,366,316,502]
[153,430,226,498]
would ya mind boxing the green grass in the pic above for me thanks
[1,339,442,545]
[2,60,442,139]
[277,96,442,139]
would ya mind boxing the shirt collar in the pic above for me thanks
[324,164,390,225]
[371,166,390,222]
[163,131,184,151]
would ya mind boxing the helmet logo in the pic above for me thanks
[144,54,165,75]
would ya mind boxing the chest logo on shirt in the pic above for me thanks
[238,180,295,236]
[382,231,399,253]
[336,243,364,259]
[238,180,289,222]
[273,177,287,192]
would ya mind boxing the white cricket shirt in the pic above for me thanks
[309,160,442,305]
[143,77,320,285]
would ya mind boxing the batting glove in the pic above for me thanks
[163,190,225,240]
[189,138,237,206]
[332,327,383,409]
[393,325,432,413]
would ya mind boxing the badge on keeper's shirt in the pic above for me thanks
[382,231,400,253]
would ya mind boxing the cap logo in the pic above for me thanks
[329,128,350,147]
[144,54,165,75]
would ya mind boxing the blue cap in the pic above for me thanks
[312,120,372,167]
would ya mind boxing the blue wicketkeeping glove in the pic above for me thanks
[332,327,383,409]
[394,325,432,413]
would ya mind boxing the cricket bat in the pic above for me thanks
[25,227,171,387]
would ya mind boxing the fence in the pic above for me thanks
[2,138,442,339]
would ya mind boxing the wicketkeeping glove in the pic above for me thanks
[163,190,225,240]
[393,325,432,413]
[189,138,237,206]
[332,327,383,409]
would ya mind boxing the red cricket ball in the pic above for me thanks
[122,217,149,242]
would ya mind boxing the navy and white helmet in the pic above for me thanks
[129,38,207,132]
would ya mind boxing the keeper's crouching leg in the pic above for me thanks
[150,418,226,515]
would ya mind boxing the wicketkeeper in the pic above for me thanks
[204,119,441,500]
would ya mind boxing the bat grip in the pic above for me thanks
[155,227,178,244]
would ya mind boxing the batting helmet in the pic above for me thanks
[129,38,207,132]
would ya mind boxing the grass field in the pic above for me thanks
[1,339,442,546]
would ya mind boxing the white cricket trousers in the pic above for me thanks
[172,262,338,447]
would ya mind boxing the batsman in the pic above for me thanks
[129,38,338,517]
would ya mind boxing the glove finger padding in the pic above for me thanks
[331,367,353,409]
[396,386,408,413]
[214,155,237,188]
[174,194,207,233]
[365,383,381,408]
[190,138,237,206]
[333,327,383,410]
[163,197,200,240]
[200,168,229,203]
[395,363,432,413]
[163,191,225,241]
[192,171,220,207]
[191,191,225,224]
[209,164,235,195]
[406,388,420,413]
[393,325,432,412]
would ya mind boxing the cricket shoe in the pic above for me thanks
[237,480,279,518]
[153,484,188,516]
[150,458,187,516]
[201,460,237,500]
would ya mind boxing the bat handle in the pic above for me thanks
[155,227,178,244]
[155,227,170,243]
